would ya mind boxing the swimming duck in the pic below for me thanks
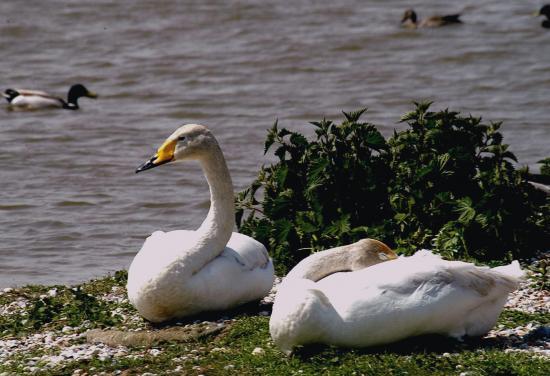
[535,5,550,28]
[270,248,522,355]
[3,84,97,110]
[128,124,275,323]
[401,9,462,28]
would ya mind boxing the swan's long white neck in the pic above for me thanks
[196,148,235,242]
[184,144,234,275]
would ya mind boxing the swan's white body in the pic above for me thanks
[270,250,522,355]
[128,124,274,322]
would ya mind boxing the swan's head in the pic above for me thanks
[136,124,218,173]
[350,239,398,270]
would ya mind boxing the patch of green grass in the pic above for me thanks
[525,254,549,291]
[497,310,550,329]
[79,270,128,296]
[188,316,548,376]
[0,272,132,338]
[1,312,548,375]
[2,272,548,375]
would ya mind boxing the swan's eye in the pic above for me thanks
[378,252,389,261]
[177,136,188,146]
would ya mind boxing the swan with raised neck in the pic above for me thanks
[128,124,274,322]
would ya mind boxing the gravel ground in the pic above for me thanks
[0,262,547,374]
[486,274,549,357]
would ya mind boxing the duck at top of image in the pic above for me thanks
[535,4,550,28]
[401,9,462,28]
[3,83,97,110]
[128,124,275,323]
[270,243,523,355]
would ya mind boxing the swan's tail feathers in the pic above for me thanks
[450,262,522,298]
[493,260,524,280]
[452,261,523,337]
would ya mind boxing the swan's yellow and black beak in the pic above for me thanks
[86,90,98,99]
[136,138,177,173]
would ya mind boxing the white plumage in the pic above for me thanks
[270,249,522,355]
[128,124,274,322]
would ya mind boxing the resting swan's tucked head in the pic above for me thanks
[285,238,397,282]
[136,124,216,172]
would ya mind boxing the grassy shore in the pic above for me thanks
[0,267,548,376]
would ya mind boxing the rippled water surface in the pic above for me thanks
[1,0,548,287]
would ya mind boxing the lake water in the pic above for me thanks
[0,0,548,287]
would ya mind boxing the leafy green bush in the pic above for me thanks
[389,103,549,260]
[236,103,549,274]
[539,157,550,176]
[236,109,392,270]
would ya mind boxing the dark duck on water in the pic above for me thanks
[401,9,462,28]
[3,84,97,110]
[535,5,550,28]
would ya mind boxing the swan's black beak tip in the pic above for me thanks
[136,155,173,173]
[136,157,157,173]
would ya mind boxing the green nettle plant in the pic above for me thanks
[236,109,393,271]
[236,103,550,274]
[388,103,549,260]
[539,157,550,176]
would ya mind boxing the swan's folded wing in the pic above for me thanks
[225,232,271,270]
[137,230,199,261]
[317,255,495,308]
[448,263,522,295]
[366,260,521,311]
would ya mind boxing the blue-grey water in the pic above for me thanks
[0,0,548,287]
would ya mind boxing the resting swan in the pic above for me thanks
[270,248,523,355]
[3,84,97,110]
[128,124,275,322]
